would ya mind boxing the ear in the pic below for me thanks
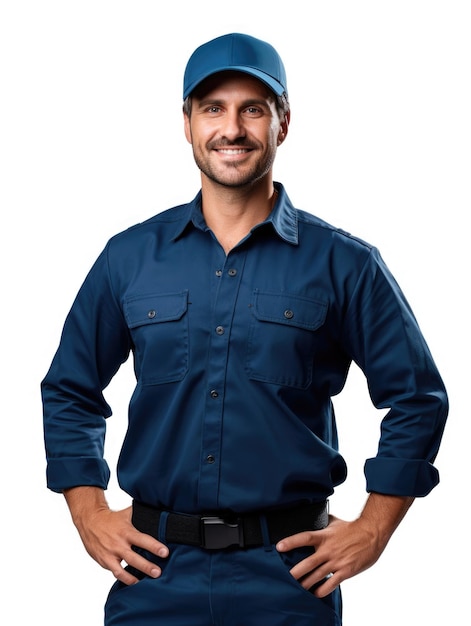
[277,111,290,146]
[183,112,192,144]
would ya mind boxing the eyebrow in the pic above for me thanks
[195,97,272,110]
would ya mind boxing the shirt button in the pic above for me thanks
[228,268,237,276]
[216,326,225,335]
[284,309,294,319]
[147,310,156,319]
[206,454,215,464]
[215,270,223,277]
[210,390,219,398]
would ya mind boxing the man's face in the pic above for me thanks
[184,72,288,189]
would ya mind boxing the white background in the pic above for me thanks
[1,1,469,623]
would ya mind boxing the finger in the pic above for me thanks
[289,553,325,582]
[109,559,141,586]
[276,530,320,552]
[98,530,169,583]
[121,549,164,580]
[295,562,334,587]
[130,529,170,559]
[310,573,340,598]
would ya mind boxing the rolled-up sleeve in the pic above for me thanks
[41,244,131,492]
[342,247,448,497]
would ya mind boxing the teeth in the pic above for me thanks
[218,149,248,154]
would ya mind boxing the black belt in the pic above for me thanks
[132,500,328,550]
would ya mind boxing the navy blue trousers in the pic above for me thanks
[104,541,342,625]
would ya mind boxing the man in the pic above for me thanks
[42,33,448,625]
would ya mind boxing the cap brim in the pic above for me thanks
[183,66,285,100]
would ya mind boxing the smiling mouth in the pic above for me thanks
[215,148,252,155]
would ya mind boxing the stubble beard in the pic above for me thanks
[192,142,276,189]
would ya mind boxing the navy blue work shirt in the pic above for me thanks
[42,183,448,513]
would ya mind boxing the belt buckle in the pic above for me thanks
[200,516,244,549]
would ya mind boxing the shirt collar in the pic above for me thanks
[267,182,299,245]
[171,182,299,245]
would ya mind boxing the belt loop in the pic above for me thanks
[158,511,169,543]
[259,514,272,552]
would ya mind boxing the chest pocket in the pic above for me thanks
[245,290,327,389]
[124,291,189,385]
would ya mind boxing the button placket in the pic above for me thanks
[199,251,247,510]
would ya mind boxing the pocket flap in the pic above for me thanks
[124,291,188,328]
[253,291,327,331]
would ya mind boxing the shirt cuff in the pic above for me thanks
[46,457,110,493]
[364,457,440,497]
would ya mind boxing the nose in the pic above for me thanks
[220,107,246,142]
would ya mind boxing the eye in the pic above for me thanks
[207,105,222,113]
[243,105,264,117]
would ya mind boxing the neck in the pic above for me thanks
[200,176,277,254]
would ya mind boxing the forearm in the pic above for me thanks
[63,486,110,529]
[357,492,414,549]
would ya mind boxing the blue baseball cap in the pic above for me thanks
[183,33,288,100]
